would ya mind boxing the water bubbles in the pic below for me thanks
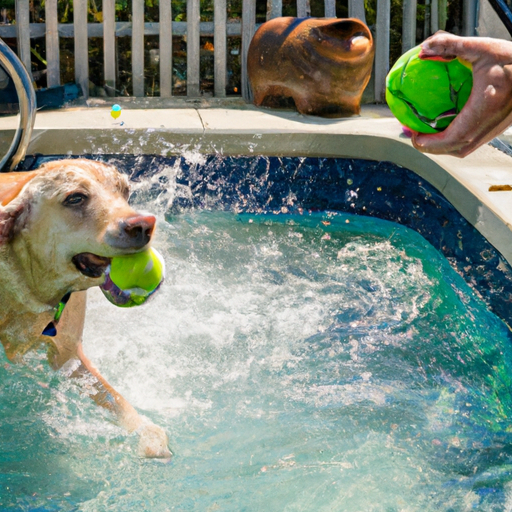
[181,149,207,167]
[129,160,193,216]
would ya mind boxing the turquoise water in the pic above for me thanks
[1,209,512,511]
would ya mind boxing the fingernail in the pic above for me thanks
[402,126,413,138]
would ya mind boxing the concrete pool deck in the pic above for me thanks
[1,102,512,266]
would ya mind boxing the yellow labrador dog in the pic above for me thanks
[0,159,171,458]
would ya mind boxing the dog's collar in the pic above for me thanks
[42,292,71,337]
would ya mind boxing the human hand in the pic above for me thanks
[411,32,512,157]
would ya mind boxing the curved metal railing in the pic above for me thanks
[0,37,36,172]
[488,0,512,36]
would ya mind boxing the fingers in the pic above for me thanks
[412,131,471,158]
[419,32,459,61]
[412,98,491,157]
[419,32,482,63]
[411,107,511,157]
[420,32,512,65]
[411,88,483,157]
[412,117,512,157]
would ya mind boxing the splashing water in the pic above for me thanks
[1,191,512,510]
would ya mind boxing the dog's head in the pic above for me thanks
[0,159,156,304]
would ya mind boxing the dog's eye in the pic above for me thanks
[63,193,88,207]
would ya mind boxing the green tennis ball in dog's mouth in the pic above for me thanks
[100,248,165,307]
[386,45,473,134]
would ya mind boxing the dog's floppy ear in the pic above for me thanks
[0,203,25,244]
[0,171,38,207]
[0,171,37,245]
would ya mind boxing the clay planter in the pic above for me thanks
[247,17,375,118]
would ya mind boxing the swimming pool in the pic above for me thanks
[2,153,512,511]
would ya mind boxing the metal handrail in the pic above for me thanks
[0,37,36,171]
[487,0,512,35]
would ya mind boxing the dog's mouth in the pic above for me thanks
[72,253,111,278]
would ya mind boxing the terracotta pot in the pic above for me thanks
[247,17,375,118]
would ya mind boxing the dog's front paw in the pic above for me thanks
[137,422,172,459]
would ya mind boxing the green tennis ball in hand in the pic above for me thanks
[386,45,473,134]
[100,248,165,307]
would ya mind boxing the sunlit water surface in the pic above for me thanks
[1,204,512,511]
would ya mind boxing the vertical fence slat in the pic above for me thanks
[132,0,144,97]
[267,0,283,20]
[438,0,447,30]
[45,0,60,87]
[241,0,256,101]
[430,0,439,32]
[159,0,173,97]
[74,0,89,99]
[402,0,417,52]
[324,0,336,18]
[374,0,390,102]
[424,0,431,36]
[297,0,311,17]
[214,0,227,97]
[462,0,477,35]
[15,0,32,79]
[103,0,116,96]
[187,0,201,97]
[348,0,366,23]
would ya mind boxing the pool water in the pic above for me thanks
[1,206,512,511]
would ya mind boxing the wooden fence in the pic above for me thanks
[0,0,478,103]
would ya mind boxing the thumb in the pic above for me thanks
[411,130,464,156]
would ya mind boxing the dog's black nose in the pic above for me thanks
[120,215,156,247]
